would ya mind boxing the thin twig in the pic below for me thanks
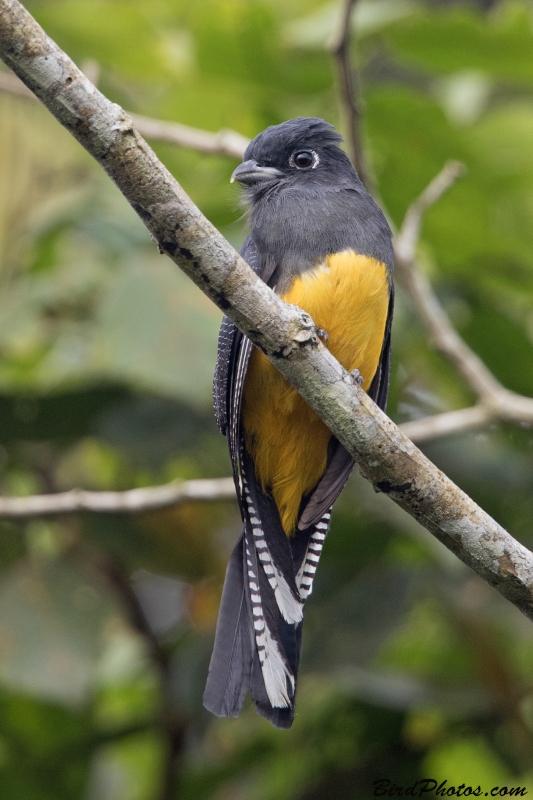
[328,0,369,188]
[0,409,495,519]
[394,161,533,430]
[394,161,467,266]
[0,477,236,517]
[399,405,493,444]
[0,68,248,159]
[131,113,248,159]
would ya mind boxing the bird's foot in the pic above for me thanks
[350,368,364,386]
[315,327,329,345]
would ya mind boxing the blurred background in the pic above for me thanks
[1,0,533,797]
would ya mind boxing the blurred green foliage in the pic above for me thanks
[1,0,533,797]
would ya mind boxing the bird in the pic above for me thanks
[203,117,394,728]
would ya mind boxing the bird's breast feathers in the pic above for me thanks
[242,249,390,534]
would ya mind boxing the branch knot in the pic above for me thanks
[268,306,322,359]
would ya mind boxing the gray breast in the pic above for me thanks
[250,185,393,292]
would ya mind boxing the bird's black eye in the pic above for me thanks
[290,150,318,170]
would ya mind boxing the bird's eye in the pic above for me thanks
[290,150,318,170]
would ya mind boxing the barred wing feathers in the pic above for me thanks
[212,235,262,438]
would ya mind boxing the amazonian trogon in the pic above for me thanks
[203,117,394,728]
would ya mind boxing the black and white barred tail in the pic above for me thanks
[203,477,331,727]
[296,511,331,600]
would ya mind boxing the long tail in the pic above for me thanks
[204,462,331,728]
[202,532,254,718]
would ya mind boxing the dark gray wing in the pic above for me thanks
[213,235,263,437]
[297,285,394,530]
[207,236,305,728]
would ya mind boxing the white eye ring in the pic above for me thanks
[289,150,319,170]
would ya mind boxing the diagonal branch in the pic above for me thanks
[0,37,530,449]
[0,67,528,433]
[395,161,501,400]
[394,161,533,434]
[328,0,369,189]
[1,0,533,622]
[2,165,532,513]
[326,1,533,442]
[4,55,533,441]
[395,161,467,267]
[0,68,249,159]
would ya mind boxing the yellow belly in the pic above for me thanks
[242,250,390,535]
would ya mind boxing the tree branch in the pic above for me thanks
[4,35,532,444]
[399,405,493,444]
[4,37,531,441]
[328,0,369,189]
[394,161,533,430]
[0,477,236,517]
[130,113,248,160]
[2,164,532,512]
[1,0,533,622]
[0,67,249,159]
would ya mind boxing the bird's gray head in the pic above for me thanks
[231,118,359,200]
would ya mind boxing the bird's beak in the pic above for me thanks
[230,159,283,185]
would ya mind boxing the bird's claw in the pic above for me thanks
[350,368,364,386]
[316,327,329,345]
